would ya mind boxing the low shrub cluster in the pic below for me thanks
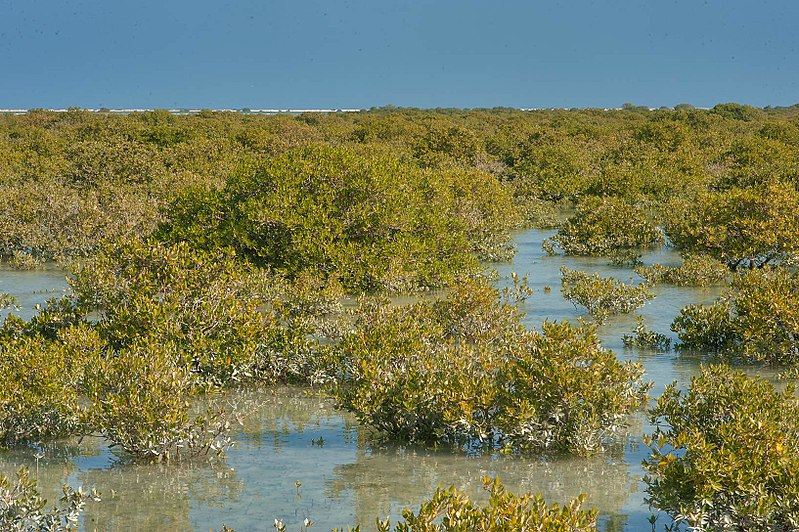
[543,197,663,257]
[0,327,97,444]
[671,301,737,353]
[644,365,799,530]
[0,466,99,532]
[334,279,650,455]
[0,320,240,462]
[249,479,598,532]
[0,240,336,460]
[68,239,271,386]
[82,339,238,461]
[393,478,596,532]
[672,268,799,365]
[622,317,671,350]
[560,268,654,323]
[634,254,729,286]
[335,477,597,532]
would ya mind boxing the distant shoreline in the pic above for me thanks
[0,108,364,115]
[0,106,718,115]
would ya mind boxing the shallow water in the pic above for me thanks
[0,230,770,531]
[0,266,69,320]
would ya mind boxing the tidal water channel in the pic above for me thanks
[0,229,766,531]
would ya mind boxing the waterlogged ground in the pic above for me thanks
[0,230,773,531]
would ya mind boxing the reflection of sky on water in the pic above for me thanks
[0,229,772,531]
[0,266,69,321]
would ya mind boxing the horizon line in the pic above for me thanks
[0,106,723,115]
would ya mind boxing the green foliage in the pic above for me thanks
[82,337,238,461]
[393,478,596,532]
[664,181,799,270]
[672,268,799,364]
[510,132,593,202]
[1,105,798,280]
[334,477,595,532]
[412,121,482,166]
[69,239,272,386]
[281,479,596,532]
[0,317,240,460]
[0,326,97,444]
[0,292,17,310]
[720,135,799,189]
[560,267,654,323]
[634,254,729,286]
[671,301,738,353]
[0,467,100,532]
[0,295,87,342]
[158,144,519,291]
[515,196,560,229]
[731,268,799,364]
[622,317,671,350]
[644,365,799,530]
[711,102,763,122]
[544,197,663,257]
[0,178,161,266]
[0,239,337,458]
[67,238,335,386]
[334,279,649,455]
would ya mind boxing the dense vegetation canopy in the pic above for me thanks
[3,103,799,529]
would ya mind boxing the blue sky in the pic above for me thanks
[1,0,797,109]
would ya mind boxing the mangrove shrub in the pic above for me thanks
[543,196,663,257]
[334,280,650,455]
[560,267,654,323]
[664,181,799,270]
[158,144,519,291]
[634,254,729,287]
[644,365,799,530]
[672,268,799,365]
[0,467,99,532]
[336,477,597,532]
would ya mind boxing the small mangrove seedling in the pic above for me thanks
[623,317,671,350]
[0,467,100,530]
[560,267,654,323]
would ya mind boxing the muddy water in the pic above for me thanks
[0,231,761,531]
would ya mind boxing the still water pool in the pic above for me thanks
[0,231,767,531]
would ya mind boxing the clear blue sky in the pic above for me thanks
[1,0,797,109]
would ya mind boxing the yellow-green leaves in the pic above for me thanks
[396,478,597,531]
[0,466,100,530]
[158,144,518,292]
[560,267,654,323]
[664,181,799,270]
[672,268,799,365]
[644,365,799,529]
[544,197,663,258]
[333,280,649,455]
[0,328,98,444]
[82,338,238,461]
